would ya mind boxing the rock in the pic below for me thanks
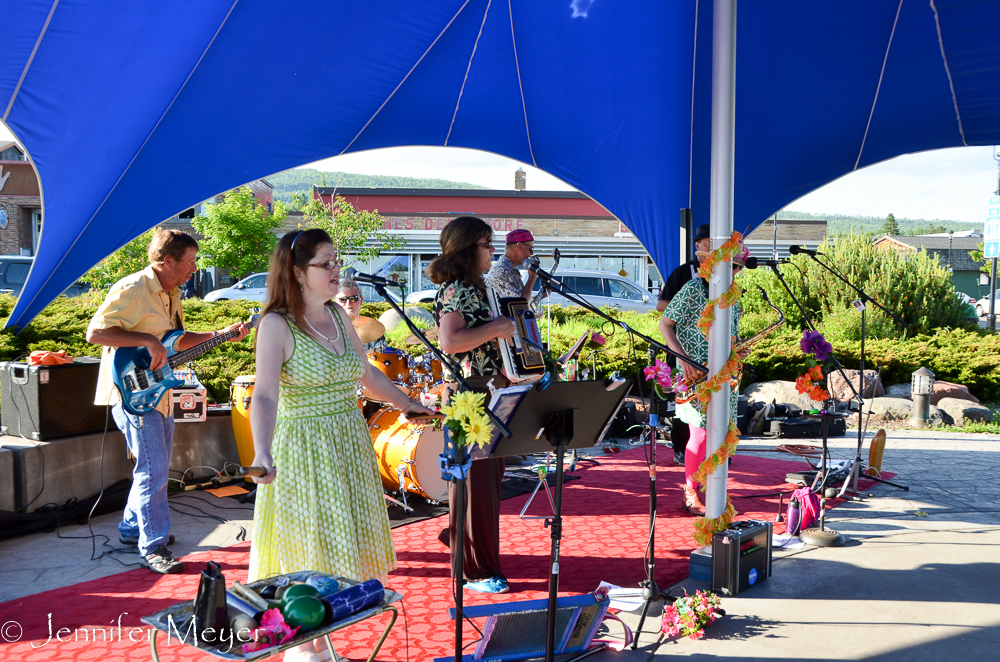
[929,406,949,426]
[742,381,817,411]
[930,380,979,406]
[860,397,912,420]
[378,307,435,333]
[934,397,994,426]
[827,369,885,401]
[884,383,911,399]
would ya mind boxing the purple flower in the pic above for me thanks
[800,330,833,361]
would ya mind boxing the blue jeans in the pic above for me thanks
[113,404,174,555]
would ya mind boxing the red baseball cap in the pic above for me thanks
[506,229,534,244]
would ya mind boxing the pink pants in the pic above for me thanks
[684,426,707,489]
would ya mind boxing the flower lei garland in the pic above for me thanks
[690,231,744,547]
[661,589,724,640]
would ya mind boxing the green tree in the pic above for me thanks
[969,241,994,274]
[191,187,286,280]
[301,195,405,266]
[881,213,900,235]
[79,227,158,289]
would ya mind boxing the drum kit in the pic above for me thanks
[230,315,453,508]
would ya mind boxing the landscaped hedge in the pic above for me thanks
[2,294,995,405]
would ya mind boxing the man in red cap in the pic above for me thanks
[485,228,538,300]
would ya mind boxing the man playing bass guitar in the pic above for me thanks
[86,229,250,574]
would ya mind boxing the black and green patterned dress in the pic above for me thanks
[248,309,397,583]
[432,279,506,582]
[661,278,740,429]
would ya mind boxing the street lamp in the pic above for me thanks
[948,230,954,270]
[910,366,935,427]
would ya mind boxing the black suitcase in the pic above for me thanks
[0,358,109,440]
[764,416,822,438]
[711,519,773,596]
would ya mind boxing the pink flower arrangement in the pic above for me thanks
[643,359,673,400]
[661,590,723,640]
[241,608,301,653]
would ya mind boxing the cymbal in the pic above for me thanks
[353,316,386,344]
[404,327,437,345]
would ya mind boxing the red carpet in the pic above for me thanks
[0,449,867,661]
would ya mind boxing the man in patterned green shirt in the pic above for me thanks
[659,252,743,515]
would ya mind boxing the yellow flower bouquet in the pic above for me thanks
[440,390,495,451]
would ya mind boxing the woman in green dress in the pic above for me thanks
[247,229,431,660]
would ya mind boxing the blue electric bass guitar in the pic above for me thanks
[112,310,259,416]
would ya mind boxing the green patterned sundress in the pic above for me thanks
[248,309,397,583]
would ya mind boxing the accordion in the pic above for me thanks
[486,288,546,383]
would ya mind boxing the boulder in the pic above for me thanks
[378,307,435,333]
[742,381,817,411]
[827,369,885,401]
[884,383,911,400]
[860,397,912,420]
[934,397,994,426]
[929,380,979,406]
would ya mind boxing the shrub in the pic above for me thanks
[738,232,973,336]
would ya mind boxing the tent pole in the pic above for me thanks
[704,0,737,520]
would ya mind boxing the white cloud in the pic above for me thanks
[301,146,575,192]
[787,146,998,223]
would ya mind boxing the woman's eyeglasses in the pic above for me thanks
[336,294,361,304]
[309,260,342,271]
[475,242,494,250]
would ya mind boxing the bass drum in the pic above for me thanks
[367,407,449,502]
[230,375,256,472]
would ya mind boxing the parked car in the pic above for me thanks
[204,273,402,304]
[0,255,88,298]
[204,272,268,302]
[525,269,656,313]
[405,288,439,304]
[974,295,1000,318]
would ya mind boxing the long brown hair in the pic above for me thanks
[262,228,333,325]
[426,216,493,288]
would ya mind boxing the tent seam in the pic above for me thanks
[854,0,903,171]
[688,0,699,208]
[340,0,474,155]
[445,0,493,146]
[508,0,536,167]
[10,0,242,325]
[929,0,967,146]
[3,0,61,122]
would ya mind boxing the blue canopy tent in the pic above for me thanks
[3,0,1000,330]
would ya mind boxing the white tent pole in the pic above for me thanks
[705,0,737,520]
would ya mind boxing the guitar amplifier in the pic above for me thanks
[711,519,772,596]
[0,358,110,440]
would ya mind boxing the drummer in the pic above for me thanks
[336,279,387,352]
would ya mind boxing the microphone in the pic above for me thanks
[341,267,404,288]
[523,260,561,286]
[743,257,787,269]
[788,245,821,257]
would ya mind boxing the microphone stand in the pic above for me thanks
[529,267,706,644]
[372,283,512,662]
[796,253,910,495]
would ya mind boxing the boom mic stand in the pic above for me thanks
[527,266,706,643]
[372,283,512,662]
[793,249,910,495]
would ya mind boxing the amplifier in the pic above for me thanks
[711,519,772,596]
[171,387,207,422]
[0,358,109,440]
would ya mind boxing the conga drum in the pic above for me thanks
[230,375,256,473]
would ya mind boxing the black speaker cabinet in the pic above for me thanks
[0,358,110,440]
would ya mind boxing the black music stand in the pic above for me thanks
[448,380,630,662]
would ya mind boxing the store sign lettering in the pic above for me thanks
[384,217,526,232]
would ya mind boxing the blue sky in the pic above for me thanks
[2,122,995,225]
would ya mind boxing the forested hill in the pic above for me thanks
[777,210,982,236]
[267,168,487,206]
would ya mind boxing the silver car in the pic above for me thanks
[204,272,268,302]
[526,268,655,313]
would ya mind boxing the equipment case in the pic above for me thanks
[711,519,773,596]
